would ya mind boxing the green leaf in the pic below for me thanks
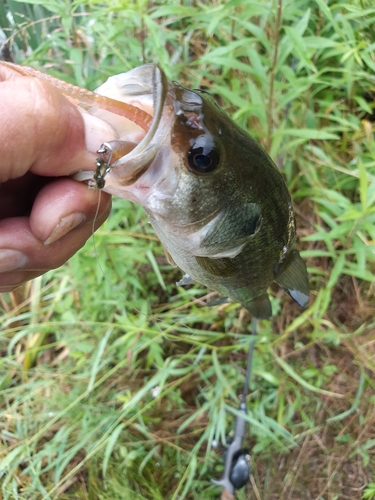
[102,423,125,477]
[87,328,113,392]
[270,349,344,398]
[276,128,339,140]
[354,96,373,114]
[358,159,369,210]
[284,26,317,73]
[146,249,166,291]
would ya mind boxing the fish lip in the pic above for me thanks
[112,65,169,159]
[99,64,171,188]
[74,64,171,188]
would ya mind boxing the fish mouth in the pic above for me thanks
[74,64,171,191]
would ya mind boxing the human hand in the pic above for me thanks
[0,64,117,292]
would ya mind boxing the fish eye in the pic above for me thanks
[187,145,220,175]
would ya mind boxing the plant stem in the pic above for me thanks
[266,0,282,151]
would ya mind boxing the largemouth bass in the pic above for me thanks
[77,64,309,319]
[6,61,306,319]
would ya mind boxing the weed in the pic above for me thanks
[1,1,374,499]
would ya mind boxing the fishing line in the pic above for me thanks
[89,146,168,324]
[92,188,102,235]
[90,188,144,318]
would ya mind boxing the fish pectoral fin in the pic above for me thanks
[275,250,309,307]
[196,256,236,277]
[208,242,248,259]
[200,203,261,255]
[176,274,195,286]
[243,294,272,319]
[162,244,177,267]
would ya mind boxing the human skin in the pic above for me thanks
[0,64,117,292]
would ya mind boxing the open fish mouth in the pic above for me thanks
[74,64,171,190]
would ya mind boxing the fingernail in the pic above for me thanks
[82,112,117,153]
[0,249,28,272]
[44,213,86,246]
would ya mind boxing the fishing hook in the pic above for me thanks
[89,142,114,189]
[211,318,258,497]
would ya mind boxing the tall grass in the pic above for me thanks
[1,0,375,499]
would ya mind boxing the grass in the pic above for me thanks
[1,0,375,499]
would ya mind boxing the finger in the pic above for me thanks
[0,73,117,183]
[29,178,111,244]
[0,197,110,292]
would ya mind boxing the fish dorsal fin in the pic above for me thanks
[274,250,309,307]
[195,256,237,277]
[243,293,272,319]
